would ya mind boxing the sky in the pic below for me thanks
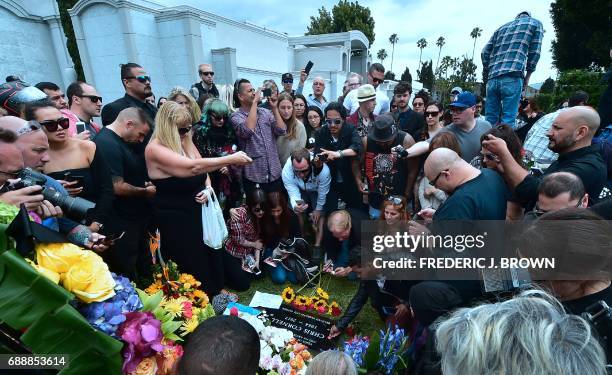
[162,0,557,85]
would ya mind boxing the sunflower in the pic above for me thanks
[281,287,295,304]
[162,298,185,318]
[313,299,328,310]
[295,295,310,306]
[145,280,163,295]
[180,317,200,336]
[192,289,209,307]
[316,287,329,300]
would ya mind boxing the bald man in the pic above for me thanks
[190,63,219,100]
[483,106,606,209]
[306,76,329,111]
[420,148,509,221]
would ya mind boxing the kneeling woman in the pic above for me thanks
[224,188,267,291]
[145,101,251,296]
[262,192,302,284]
[328,196,415,338]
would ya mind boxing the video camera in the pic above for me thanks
[1,168,94,223]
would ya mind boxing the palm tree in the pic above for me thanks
[417,38,428,68]
[435,36,445,73]
[377,49,388,64]
[470,27,483,61]
[388,33,399,72]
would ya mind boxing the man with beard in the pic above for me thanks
[483,106,606,208]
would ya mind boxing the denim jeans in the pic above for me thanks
[485,75,523,126]
[263,247,298,284]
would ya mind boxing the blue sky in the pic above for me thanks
[161,0,557,84]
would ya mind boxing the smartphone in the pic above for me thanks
[295,199,305,206]
[304,61,314,75]
[75,121,86,134]
[99,231,125,246]
[63,172,84,186]
[262,88,272,97]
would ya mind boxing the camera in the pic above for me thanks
[316,153,328,162]
[4,168,95,223]
[391,145,409,158]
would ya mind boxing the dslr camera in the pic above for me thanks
[2,168,94,223]
[391,145,409,158]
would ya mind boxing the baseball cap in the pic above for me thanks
[450,92,476,108]
[281,73,293,82]
[450,87,463,94]
[357,84,376,102]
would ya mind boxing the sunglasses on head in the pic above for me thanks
[79,95,103,103]
[325,119,342,126]
[425,111,440,117]
[386,196,404,205]
[126,75,151,84]
[178,125,192,135]
[199,71,214,76]
[40,117,70,132]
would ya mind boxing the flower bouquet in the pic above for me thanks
[144,261,209,308]
[281,286,342,317]
[342,325,410,375]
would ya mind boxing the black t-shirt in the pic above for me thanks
[397,108,426,140]
[434,169,510,220]
[94,127,150,218]
[563,285,612,315]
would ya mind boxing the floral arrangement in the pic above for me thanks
[281,286,341,317]
[78,273,143,337]
[144,261,209,308]
[32,242,116,303]
[342,325,410,375]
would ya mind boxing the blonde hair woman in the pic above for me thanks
[167,87,201,124]
[145,101,251,296]
[275,93,307,164]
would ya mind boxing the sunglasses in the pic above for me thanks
[413,102,424,107]
[79,95,103,103]
[210,113,226,122]
[16,121,42,136]
[126,75,151,83]
[482,153,500,162]
[371,77,384,84]
[430,169,448,186]
[282,79,293,84]
[199,71,214,76]
[40,117,70,132]
[425,111,440,117]
[178,125,192,135]
[325,119,342,126]
[386,196,404,205]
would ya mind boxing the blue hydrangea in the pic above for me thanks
[79,273,143,337]
[343,336,369,367]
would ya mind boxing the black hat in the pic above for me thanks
[281,73,293,81]
[368,115,397,142]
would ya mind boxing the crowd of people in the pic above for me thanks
[0,10,610,374]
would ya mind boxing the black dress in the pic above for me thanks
[47,150,115,226]
[152,174,224,296]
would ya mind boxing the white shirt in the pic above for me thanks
[281,158,331,211]
[343,87,390,116]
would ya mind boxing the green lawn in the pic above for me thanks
[234,273,385,340]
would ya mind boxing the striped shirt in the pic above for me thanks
[481,14,544,80]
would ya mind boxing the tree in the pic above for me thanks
[550,0,611,70]
[417,60,434,90]
[540,78,555,94]
[470,27,483,61]
[435,36,445,74]
[388,34,399,73]
[57,0,84,81]
[384,71,396,81]
[416,38,428,68]
[377,49,388,64]
[306,1,376,46]
[400,67,412,85]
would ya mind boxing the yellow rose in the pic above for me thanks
[130,357,158,375]
[26,259,60,284]
[36,242,84,274]
[62,251,116,303]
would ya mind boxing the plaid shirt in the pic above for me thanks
[482,14,544,80]
[224,207,258,259]
[231,107,285,183]
[523,111,559,162]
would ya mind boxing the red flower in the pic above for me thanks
[230,307,239,316]
[317,305,328,314]
[345,326,355,337]
[296,304,308,312]
[331,306,342,316]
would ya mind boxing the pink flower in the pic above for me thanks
[230,307,239,316]
[182,302,193,319]
[118,311,166,374]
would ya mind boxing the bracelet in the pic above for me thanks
[337,150,343,159]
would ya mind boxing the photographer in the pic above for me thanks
[281,148,331,254]
[314,102,362,212]
[0,116,107,251]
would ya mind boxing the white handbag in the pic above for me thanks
[200,188,228,249]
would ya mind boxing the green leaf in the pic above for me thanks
[165,332,183,342]
[363,332,380,370]
[138,289,163,312]
[161,319,182,336]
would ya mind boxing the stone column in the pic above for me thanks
[44,15,76,88]
[212,48,237,86]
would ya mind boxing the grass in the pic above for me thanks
[234,273,386,340]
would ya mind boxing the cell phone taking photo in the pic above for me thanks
[262,88,272,97]
[304,61,314,75]
[98,231,125,246]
